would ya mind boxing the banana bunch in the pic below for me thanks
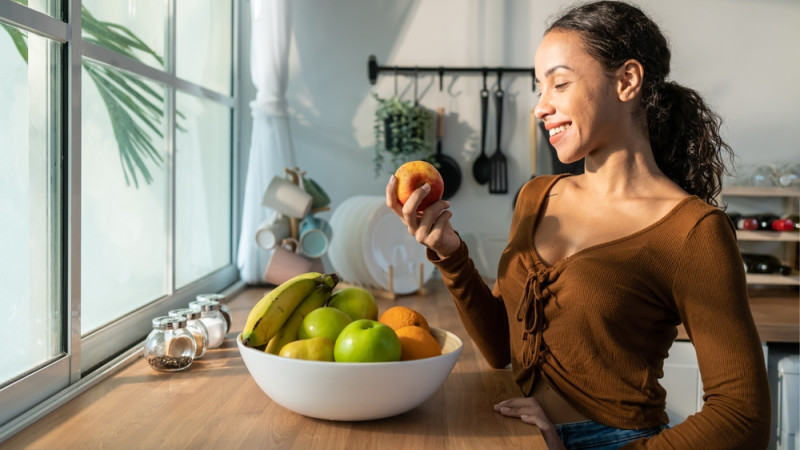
[242,272,339,348]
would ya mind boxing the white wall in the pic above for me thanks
[239,0,800,274]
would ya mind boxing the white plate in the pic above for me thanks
[362,203,435,294]
[328,197,360,283]
[348,197,383,286]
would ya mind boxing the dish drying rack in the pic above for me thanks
[283,166,429,300]
[337,262,428,301]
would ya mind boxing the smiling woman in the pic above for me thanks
[384,1,771,449]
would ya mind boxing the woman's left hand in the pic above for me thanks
[495,397,565,450]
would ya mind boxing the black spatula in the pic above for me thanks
[489,86,507,194]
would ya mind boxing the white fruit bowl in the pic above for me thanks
[236,327,463,421]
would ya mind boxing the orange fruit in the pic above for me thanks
[378,306,430,332]
[395,326,441,360]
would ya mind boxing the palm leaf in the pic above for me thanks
[1,24,27,63]
[1,5,176,187]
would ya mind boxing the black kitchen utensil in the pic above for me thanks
[435,107,461,200]
[472,74,491,185]
[489,85,508,194]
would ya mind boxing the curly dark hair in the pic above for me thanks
[547,1,733,206]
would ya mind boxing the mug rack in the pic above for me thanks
[337,263,428,301]
[367,54,536,91]
[282,166,331,240]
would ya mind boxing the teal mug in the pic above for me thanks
[298,216,333,258]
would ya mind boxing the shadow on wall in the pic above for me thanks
[288,0,421,172]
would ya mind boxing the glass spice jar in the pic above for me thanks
[144,316,196,372]
[189,299,227,349]
[169,308,209,359]
[195,293,232,331]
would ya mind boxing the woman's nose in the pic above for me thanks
[534,93,553,121]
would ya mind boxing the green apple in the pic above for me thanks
[334,319,401,363]
[298,307,353,344]
[328,287,379,321]
[278,337,335,361]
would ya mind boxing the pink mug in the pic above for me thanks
[263,238,314,285]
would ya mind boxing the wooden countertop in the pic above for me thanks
[3,280,547,449]
[676,288,799,343]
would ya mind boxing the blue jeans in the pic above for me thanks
[554,420,668,449]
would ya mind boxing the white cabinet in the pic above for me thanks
[662,340,770,427]
[662,340,703,426]
[720,187,800,288]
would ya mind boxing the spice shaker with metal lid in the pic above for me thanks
[168,308,209,359]
[195,293,232,331]
[189,299,227,349]
[144,316,196,372]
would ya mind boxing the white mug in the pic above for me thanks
[255,216,291,250]
[261,176,313,219]
[263,238,314,285]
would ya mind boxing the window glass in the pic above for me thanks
[0,27,63,382]
[11,0,62,19]
[81,60,168,334]
[81,0,167,70]
[175,92,232,288]
[176,0,232,95]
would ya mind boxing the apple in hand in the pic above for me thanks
[394,160,444,212]
[328,287,379,321]
[334,319,401,363]
[279,337,335,361]
[298,307,353,344]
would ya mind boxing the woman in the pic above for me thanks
[385,1,770,449]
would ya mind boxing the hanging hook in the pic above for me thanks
[531,68,536,92]
[496,70,503,90]
[393,67,398,96]
[438,67,445,91]
[482,69,488,91]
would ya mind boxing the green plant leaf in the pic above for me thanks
[1,24,28,63]
[372,93,434,176]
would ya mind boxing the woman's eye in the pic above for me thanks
[555,82,569,90]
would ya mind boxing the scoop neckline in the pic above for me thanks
[529,175,698,269]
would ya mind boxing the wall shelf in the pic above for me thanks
[721,187,800,289]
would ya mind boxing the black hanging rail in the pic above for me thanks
[367,55,536,91]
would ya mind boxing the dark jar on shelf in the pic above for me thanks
[741,253,792,275]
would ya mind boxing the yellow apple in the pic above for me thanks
[394,160,444,212]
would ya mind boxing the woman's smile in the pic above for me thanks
[547,123,571,145]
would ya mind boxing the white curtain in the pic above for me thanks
[237,0,295,283]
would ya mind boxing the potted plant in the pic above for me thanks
[372,93,434,175]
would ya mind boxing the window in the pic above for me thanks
[0,0,239,435]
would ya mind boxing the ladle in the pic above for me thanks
[472,71,491,185]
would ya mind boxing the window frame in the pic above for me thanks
[0,0,242,438]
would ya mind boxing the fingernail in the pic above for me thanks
[389,175,396,182]
[421,183,430,191]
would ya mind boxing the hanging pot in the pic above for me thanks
[434,107,461,200]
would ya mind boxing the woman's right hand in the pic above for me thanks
[386,175,461,259]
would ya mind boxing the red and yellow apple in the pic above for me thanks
[394,161,444,212]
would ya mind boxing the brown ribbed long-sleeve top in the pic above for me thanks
[429,175,771,449]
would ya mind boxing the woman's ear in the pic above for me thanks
[617,59,644,102]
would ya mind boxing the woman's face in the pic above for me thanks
[534,30,623,164]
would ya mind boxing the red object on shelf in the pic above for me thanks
[771,218,796,232]
[737,217,759,230]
